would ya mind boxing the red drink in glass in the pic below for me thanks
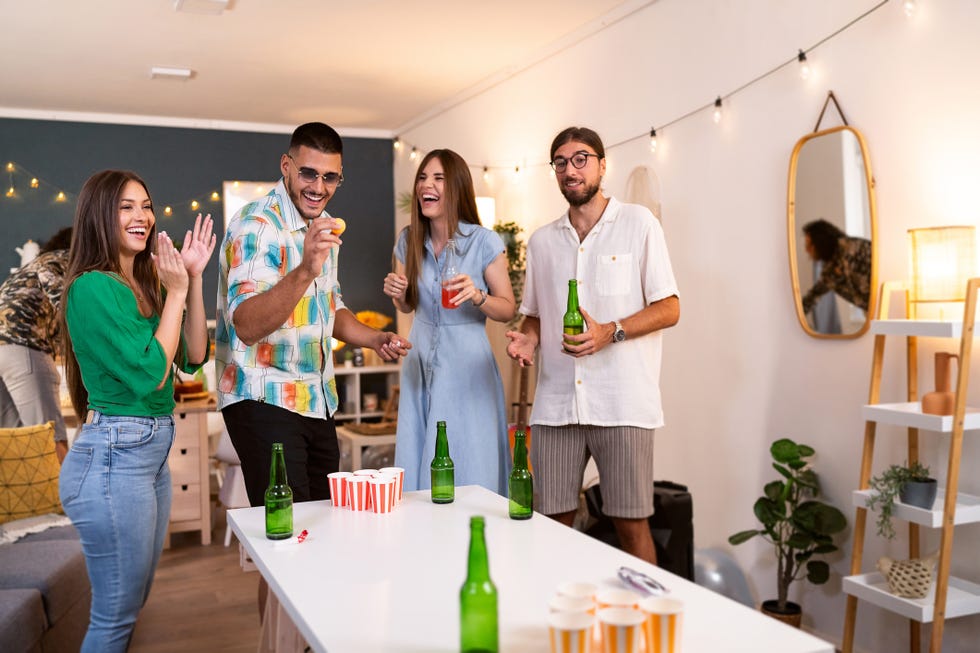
[442,284,460,309]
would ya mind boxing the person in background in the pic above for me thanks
[800,218,872,315]
[59,170,214,652]
[217,121,410,507]
[0,226,73,462]
[506,127,679,564]
[384,149,515,494]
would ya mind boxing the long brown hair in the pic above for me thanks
[61,170,163,421]
[402,149,480,310]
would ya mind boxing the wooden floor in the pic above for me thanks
[129,512,262,652]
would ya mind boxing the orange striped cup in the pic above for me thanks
[379,467,404,502]
[327,472,352,507]
[347,476,370,511]
[597,608,645,653]
[638,597,683,653]
[369,476,396,514]
[595,589,640,611]
[548,611,594,653]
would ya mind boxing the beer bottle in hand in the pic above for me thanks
[563,279,584,348]
[460,516,498,652]
[265,442,293,540]
[508,430,533,520]
[430,420,455,503]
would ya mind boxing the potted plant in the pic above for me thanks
[729,438,848,626]
[865,461,936,539]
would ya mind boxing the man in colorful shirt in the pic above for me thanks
[216,122,409,506]
[0,227,72,462]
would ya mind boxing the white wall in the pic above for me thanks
[394,1,980,651]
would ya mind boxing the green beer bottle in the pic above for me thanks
[265,442,293,540]
[508,430,533,520]
[430,420,455,504]
[460,516,498,653]
[563,279,584,347]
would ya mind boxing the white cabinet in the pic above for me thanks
[841,282,980,653]
[333,364,401,423]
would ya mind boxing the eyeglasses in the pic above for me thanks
[287,154,344,187]
[550,151,601,173]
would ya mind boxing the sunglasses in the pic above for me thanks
[287,154,344,187]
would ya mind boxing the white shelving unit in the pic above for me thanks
[841,279,980,653]
[333,364,400,423]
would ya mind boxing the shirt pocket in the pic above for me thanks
[595,253,633,296]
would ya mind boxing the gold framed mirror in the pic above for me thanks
[787,125,877,338]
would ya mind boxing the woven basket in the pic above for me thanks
[878,555,937,598]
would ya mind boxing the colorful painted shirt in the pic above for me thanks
[215,180,345,419]
[0,249,69,355]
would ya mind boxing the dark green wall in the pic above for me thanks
[0,117,394,318]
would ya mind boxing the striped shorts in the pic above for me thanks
[530,424,655,519]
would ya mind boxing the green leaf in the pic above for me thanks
[729,530,760,545]
[786,532,814,549]
[754,497,784,525]
[797,444,815,458]
[806,560,830,584]
[812,544,838,554]
[773,463,794,481]
[794,501,847,535]
[771,439,800,463]
[764,481,784,501]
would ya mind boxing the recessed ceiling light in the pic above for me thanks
[173,0,230,15]
[150,66,194,80]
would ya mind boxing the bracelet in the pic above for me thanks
[473,289,489,307]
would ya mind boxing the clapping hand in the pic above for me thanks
[179,213,217,277]
[151,231,188,293]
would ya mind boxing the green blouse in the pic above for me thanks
[66,271,207,417]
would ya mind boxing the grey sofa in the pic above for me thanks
[0,524,90,653]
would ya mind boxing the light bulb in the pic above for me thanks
[6,187,15,198]
[903,0,916,17]
[482,167,490,183]
[30,178,39,188]
[210,191,220,201]
[409,147,419,161]
[393,137,402,151]
[798,50,810,80]
[513,165,521,178]
[649,128,658,153]
[55,192,66,202]
[713,97,722,124]
[5,163,13,172]
[164,206,173,216]
[190,200,199,210]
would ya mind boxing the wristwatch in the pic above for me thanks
[613,321,626,343]
[473,289,488,307]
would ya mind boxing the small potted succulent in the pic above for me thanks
[865,461,936,539]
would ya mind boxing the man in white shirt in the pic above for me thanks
[506,126,679,564]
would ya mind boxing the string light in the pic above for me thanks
[483,167,490,183]
[797,49,811,80]
[30,178,39,188]
[393,137,402,151]
[210,191,220,201]
[190,200,199,210]
[5,163,13,172]
[55,192,66,202]
[5,187,14,198]
[649,128,658,153]
[409,147,419,161]
[903,0,916,17]
[164,206,173,216]
[712,96,722,124]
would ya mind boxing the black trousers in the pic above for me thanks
[221,400,340,507]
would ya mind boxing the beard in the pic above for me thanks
[561,179,601,207]
[283,176,327,222]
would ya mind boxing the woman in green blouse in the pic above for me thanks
[58,170,215,652]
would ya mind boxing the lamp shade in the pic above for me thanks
[908,226,977,302]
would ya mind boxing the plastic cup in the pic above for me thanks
[548,611,594,653]
[549,594,596,615]
[596,589,641,611]
[597,608,645,653]
[347,476,370,511]
[369,476,396,514]
[639,597,683,653]
[379,466,404,502]
[557,582,598,603]
[327,472,352,507]
[353,468,379,476]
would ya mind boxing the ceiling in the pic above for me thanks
[2,0,644,134]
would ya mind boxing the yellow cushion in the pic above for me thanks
[0,422,61,525]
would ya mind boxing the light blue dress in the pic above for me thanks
[393,222,511,495]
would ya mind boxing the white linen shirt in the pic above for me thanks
[520,197,677,429]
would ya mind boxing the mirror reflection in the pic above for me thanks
[788,126,877,338]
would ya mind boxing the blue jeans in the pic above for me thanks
[59,411,175,653]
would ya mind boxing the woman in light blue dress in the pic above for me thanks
[384,149,515,494]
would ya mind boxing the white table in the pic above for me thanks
[228,486,834,653]
[335,424,396,471]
